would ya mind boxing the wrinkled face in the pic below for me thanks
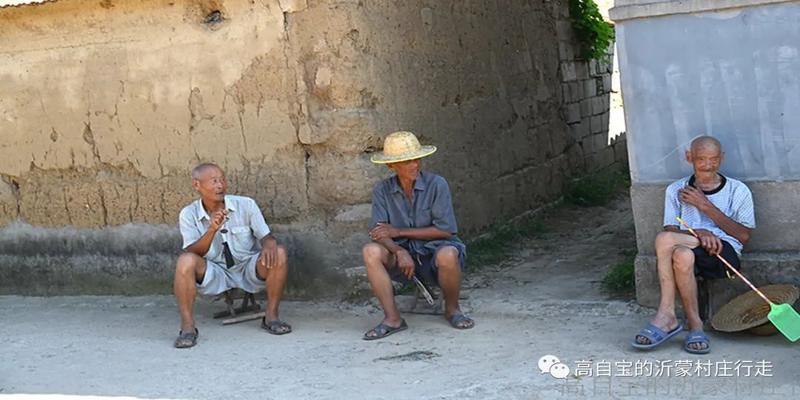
[686,144,723,175]
[388,158,421,181]
[192,166,227,202]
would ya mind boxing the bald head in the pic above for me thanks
[191,162,227,202]
[191,163,222,180]
[690,136,722,154]
[686,135,723,174]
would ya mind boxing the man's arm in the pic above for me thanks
[371,175,456,241]
[372,236,417,279]
[183,209,227,257]
[374,236,406,254]
[664,225,693,235]
[246,198,279,268]
[663,182,723,254]
[679,186,752,244]
[258,233,280,269]
[184,229,217,257]
[702,205,751,244]
[370,224,452,242]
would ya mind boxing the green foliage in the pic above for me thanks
[602,253,635,294]
[467,217,547,271]
[569,0,615,61]
[565,167,630,207]
[395,282,416,295]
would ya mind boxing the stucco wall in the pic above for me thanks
[616,1,800,184]
[0,0,621,296]
[613,0,800,254]
[612,0,800,307]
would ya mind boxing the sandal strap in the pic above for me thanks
[686,332,709,343]
[178,327,198,338]
[261,317,292,334]
[637,323,666,342]
[368,323,390,336]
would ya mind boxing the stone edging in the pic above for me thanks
[609,0,797,22]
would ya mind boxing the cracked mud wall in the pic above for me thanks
[0,0,622,295]
[288,0,581,231]
[0,0,307,228]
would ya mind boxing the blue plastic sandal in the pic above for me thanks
[684,331,711,354]
[631,322,683,350]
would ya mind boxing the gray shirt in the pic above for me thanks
[178,195,271,265]
[370,171,465,256]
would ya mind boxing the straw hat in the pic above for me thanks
[370,131,437,164]
[711,284,800,332]
[748,321,779,336]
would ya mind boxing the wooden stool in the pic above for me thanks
[213,289,264,325]
[696,270,735,323]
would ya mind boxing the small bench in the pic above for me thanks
[213,289,264,325]
[696,268,736,323]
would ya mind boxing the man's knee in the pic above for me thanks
[362,243,386,264]
[275,244,289,268]
[655,231,679,250]
[435,246,460,271]
[671,247,695,274]
[176,252,203,276]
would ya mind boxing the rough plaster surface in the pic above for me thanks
[616,2,800,183]
[614,1,800,305]
[0,0,623,295]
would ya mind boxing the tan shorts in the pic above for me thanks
[196,254,264,295]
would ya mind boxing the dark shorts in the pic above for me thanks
[692,240,740,279]
[390,244,466,285]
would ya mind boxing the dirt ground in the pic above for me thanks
[1,195,798,400]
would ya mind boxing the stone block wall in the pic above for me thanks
[0,0,621,296]
[555,2,626,175]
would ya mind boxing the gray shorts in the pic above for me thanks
[196,254,264,296]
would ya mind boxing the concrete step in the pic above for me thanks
[634,252,800,316]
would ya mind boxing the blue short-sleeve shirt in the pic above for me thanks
[370,171,465,256]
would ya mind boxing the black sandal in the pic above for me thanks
[261,317,292,335]
[363,319,408,340]
[174,328,198,348]
[448,313,475,330]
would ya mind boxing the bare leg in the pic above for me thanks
[672,246,707,351]
[437,246,474,329]
[256,244,289,322]
[636,231,698,344]
[174,253,207,333]
[362,243,403,329]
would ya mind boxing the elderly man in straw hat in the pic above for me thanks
[361,131,474,340]
[632,136,755,354]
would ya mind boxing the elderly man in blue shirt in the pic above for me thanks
[362,131,474,340]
